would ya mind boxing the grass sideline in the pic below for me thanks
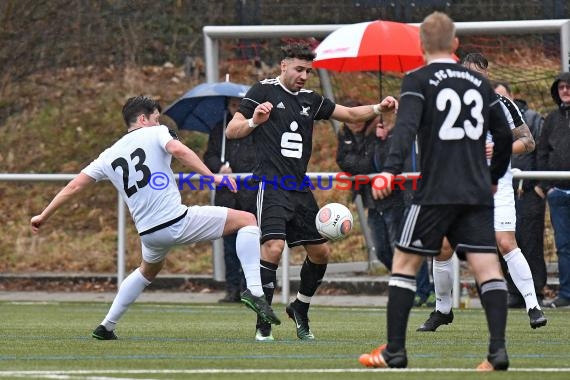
[0,301,569,379]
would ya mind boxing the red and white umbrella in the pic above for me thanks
[313,20,425,73]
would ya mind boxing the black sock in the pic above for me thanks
[294,256,327,315]
[386,274,416,353]
[260,260,277,305]
[257,260,278,329]
[480,279,508,353]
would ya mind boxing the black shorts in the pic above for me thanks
[396,204,496,260]
[256,185,327,247]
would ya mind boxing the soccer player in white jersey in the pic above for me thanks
[416,53,547,333]
[30,96,280,340]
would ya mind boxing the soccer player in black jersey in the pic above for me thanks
[416,53,546,334]
[358,12,513,370]
[227,42,397,341]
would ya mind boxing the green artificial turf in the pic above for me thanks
[0,301,568,379]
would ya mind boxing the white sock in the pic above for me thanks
[296,293,312,304]
[101,268,151,330]
[236,225,263,297]
[433,257,454,314]
[503,248,539,311]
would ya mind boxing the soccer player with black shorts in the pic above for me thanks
[227,42,397,341]
[416,53,546,333]
[358,12,513,370]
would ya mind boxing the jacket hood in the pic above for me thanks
[550,72,570,108]
[513,98,528,113]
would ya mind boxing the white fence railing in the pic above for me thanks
[2,170,568,305]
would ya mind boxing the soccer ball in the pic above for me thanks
[315,203,353,241]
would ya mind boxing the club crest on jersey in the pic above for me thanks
[300,106,310,116]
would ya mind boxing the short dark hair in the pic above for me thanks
[460,52,488,71]
[122,96,162,127]
[493,80,512,95]
[281,42,316,62]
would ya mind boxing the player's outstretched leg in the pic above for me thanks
[240,289,281,325]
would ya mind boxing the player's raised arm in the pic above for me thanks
[166,139,237,192]
[331,96,398,126]
[227,102,273,139]
[30,172,95,233]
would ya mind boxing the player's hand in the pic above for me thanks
[218,162,232,174]
[30,215,45,233]
[252,101,273,126]
[213,174,237,193]
[371,172,394,200]
[485,142,494,160]
[375,120,388,140]
[534,185,546,199]
[378,96,398,130]
[379,96,398,113]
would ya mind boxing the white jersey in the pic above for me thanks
[486,95,524,206]
[82,125,187,234]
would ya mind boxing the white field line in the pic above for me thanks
[1,368,570,377]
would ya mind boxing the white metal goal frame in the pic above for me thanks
[204,19,570,84]
[202,19,570,303]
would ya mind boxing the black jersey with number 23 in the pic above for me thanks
[383,61,512,206]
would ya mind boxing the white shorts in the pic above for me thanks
[494,176,516,231]
[140,205,227,263]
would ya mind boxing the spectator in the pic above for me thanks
[335,102,434,308]
[536,71,570,308]
[204,97,257,303]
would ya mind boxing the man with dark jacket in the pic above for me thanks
[536,72,570,308]
[336,103,434,307]
[204,97,257,303]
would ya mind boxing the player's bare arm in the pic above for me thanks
[511,123,535,154]
[227,102,273,139]
[166,139,237,192]
[331,96,398,125]
[30,172,95,233]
